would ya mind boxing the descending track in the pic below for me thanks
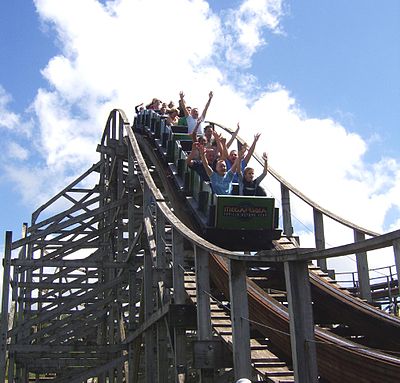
[1,109,399,383]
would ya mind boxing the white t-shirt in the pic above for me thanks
[186,115,204,134]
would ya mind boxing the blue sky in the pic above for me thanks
[0,0,399,271]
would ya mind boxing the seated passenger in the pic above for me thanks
[146,98,162,111]
[238,152,268,196]
[199,144,242,195]
[186,142,215,182]
[178,91,213,134]
[223,132,261,183]
[159,102,168,115]
[166,108,180,126]
[203,124,217,148]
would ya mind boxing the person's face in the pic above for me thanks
[216,160,226,175]
[244,168,254,182]
[205,149,215,163]
[228,150,237,163]
[197,136,206,145]
[204,126,213,139]
[191,108,199,119]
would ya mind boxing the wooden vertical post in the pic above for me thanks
[313,209,327,271]
[284,260,318,383]
[195,246,213,382]
[393,239,400,298]
[281,184,294,237]
[172,229,187,382]
[144,245,156,383]
[0,231,12,383]
[156,208,169,383]
[229,259,252,381]
[354,230,372,302]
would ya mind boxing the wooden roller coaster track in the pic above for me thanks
[1,109,399,383]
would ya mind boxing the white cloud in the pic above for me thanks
[222,0,284,67]
[1,0,397,275]
[0,86,22,130]
[7,142,29,161]
[0,86,34,135]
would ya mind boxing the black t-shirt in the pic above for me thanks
[189,160,210,182]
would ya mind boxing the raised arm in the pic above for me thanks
[179,91,189,117]
[261,152,268,176]
[212,130,228,160]
[199,144,213,178]
[226,122,240,149]
[185,143,198,166]
[191,116,204,142]
[134,103,143,114]
[244,132,261,165]
[231,147,245,174]
[199,91,213,121]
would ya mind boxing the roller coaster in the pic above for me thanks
[1,108,399,383]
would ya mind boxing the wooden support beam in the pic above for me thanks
[228,259,252,381]
[313,208,327,271]
[156,207,170,383]
[281,184,293,237]
[354,230,372,302]
[172,229,187,382]
[144,233,156,382]
[393,239,400,297]
[284,260,318,383]
[0,231,12,383]
[195,246,213,382]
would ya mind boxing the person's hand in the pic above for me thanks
[254,133,261,141]
[209,91,213,99]
[262,152,268,162]
[179,91,185,100]
[235,123,240,134]
[220,136,226,145]
[212,130,220,139]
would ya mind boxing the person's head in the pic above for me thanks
[215,160,227,176]
[168,108,179,119]
[197,135,207,146]
[204,125,214,140]
[205,148,216,163]
[191,107,199,119]
[228,149,238,163]
[160,103,167,114]
[243,167,255,182]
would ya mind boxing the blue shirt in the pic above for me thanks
[225,159,246,183]
[210,170,234,195]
